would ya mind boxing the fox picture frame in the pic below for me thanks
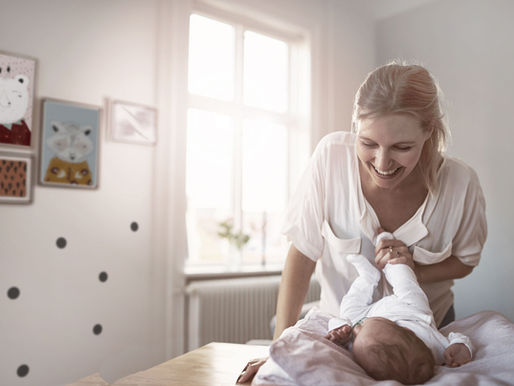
[39,98,101,189]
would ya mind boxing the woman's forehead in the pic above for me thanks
[357,114,425,142]
[358,114,422,131]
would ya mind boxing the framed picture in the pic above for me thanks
[0,154,32,204]
[39,99,101,189]
[0,51,37,149]
[109,99,157,145]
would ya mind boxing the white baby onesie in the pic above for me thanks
[328,232,473,364]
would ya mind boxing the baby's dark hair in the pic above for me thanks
[355,341,435,385]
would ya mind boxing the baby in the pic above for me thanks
[325,232,473,385]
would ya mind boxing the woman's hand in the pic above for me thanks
[236,357,268,384]
[375,238,415,271]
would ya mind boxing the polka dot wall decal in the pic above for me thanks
[99,271,108,282]
[93,324,103,335]
[7,286,20,299]
[56,237,67,249]
[17,364,29,377]
[130,222,139,232]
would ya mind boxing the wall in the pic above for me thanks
[0,1,377,385]
[376,0,514,321]
[0,1,163,385]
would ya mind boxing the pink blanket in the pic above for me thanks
[253,309,514,385]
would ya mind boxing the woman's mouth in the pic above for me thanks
[371,164,402,178]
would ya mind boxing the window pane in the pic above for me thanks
[186,109,234,264]
[242,120,287,212]
[244,31,288,112]
[241,120,288,264]
[188,14,234,100]
[186,109,233,208]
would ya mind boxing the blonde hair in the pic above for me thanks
[351,61,449,192]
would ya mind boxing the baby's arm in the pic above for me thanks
[325,324,353,347]
[444,332,473,367]
[325,317,353,347]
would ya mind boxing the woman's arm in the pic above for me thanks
[375,239,475,284]
[273,245,317,340]
[415,255,474,284]
[236,245,316,384]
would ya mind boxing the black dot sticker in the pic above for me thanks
[99,272,108,282]
[7,287,20,299]
[93,324,103,335]
[56,237,67,249]
[130,222,139,232]
[17,364,29,377]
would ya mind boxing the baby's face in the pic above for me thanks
[352,317,434,384]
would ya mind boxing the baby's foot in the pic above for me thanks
[325,324,353,347]
[347,254,380,283]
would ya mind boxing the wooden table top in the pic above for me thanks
[113,342,270,386]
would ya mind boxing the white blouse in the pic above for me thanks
[282,131,487,326]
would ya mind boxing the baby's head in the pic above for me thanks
[352,317,435,385]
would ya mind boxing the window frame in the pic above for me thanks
[185,4,311,268]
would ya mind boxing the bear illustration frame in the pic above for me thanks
[109,99,157,145]
[0,153,33,204]
[0,50,37,150]
[39,98,101,189]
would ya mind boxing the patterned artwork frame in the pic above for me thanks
[39,98,101,189]
[0,50,37,150]
[0,153,32,204]
[109,99,157,145]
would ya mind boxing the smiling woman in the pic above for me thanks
[238,61,487,383]
[356,114,429,190]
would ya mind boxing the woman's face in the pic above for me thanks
[356,114,430,191]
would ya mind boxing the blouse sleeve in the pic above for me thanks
[452,168,487,266]
[281,136,329,261]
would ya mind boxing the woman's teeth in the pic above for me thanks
[373,165,400,176]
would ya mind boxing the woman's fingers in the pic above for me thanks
[375,242,413,269]
[236,357,267,384]
[374,238,406,255]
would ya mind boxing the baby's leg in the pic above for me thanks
[382,263,431,311]
[339,254,380,318]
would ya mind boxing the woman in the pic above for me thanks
[237,62,487,383]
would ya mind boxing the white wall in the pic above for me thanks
[376,0,514,322]
[0,1,376,385]
[0,1,163,385]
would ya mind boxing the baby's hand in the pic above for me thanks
[444,343,472,367]
[324,324,353,347]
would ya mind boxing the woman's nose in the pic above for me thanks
[374,148,391,169]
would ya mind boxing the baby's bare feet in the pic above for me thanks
[325,324,353,347]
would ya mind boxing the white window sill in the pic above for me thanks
[184,263,283,283]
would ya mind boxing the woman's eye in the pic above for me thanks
[361,142,376,148]
[394,146,412,151]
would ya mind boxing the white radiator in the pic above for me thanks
[186,275,320,351]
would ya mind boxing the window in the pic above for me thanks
[185,12,310,269]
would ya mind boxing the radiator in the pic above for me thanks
[186,275,320,351]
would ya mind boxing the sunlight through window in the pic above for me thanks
[244,31,288,112]
[186,12,309,269]
[188,14,235,101]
